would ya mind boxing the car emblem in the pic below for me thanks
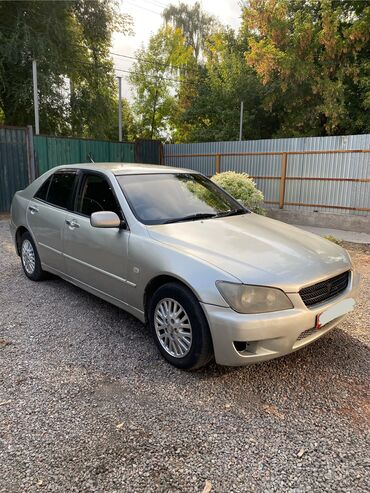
[327,282,332,293]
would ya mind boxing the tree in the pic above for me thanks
[129,2,277,142]
[179,28,277,142]
[242,0,370,136]
[129,26,193,140]
[163,1,217,61]
[0,0,132,138]
[120,98,140,141]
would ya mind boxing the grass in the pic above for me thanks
[324,234,343,245]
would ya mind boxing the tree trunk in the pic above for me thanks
[150,88,159,139]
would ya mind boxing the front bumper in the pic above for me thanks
[201,270,360,366]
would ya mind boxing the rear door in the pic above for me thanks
[27,170,78,273]
[63,171,130,302]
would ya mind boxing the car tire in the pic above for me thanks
[148,282,214,370]
[20,232,46,281]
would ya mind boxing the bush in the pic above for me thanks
[211,171,266,215]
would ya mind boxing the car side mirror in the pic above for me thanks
[90,211,121,229]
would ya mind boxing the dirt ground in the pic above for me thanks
[0,220,369,493]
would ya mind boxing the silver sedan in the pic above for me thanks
[10,163,359,369]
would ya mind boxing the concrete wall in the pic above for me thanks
[267,209,370,234]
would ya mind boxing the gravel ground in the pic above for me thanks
[0,218,369,493]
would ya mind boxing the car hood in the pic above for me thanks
[147,213,351,292]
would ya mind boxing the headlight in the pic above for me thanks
[216,281,293,314]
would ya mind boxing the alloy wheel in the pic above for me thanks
[154,298,193,358]
[22,239,36,275]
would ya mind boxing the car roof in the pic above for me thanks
[54,162,197,175]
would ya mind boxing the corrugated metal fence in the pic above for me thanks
[0,126,33,212]
[34,135,135,175]
[135,139,163,165]
[164,135,370,216]
[0,129,163,211]
[1,127,369,216]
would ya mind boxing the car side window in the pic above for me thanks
[34,176,52,201]
[46,172,77,209]
[76,174,121,217]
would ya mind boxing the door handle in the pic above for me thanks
[65,219,80,229]
[28,205,39,214]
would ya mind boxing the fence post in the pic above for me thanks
[26,125,37,181]
[279,152,288,209]
[215,154,221,174]
[159,142,164,165]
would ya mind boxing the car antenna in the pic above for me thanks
[87,152,95,163]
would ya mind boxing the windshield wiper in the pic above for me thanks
[215,209,248,218]
[162,212,217,224]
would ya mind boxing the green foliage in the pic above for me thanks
[179,28,278,142]
[2,0,369,142]
[211,172,266,214]
[0,0,132,139]
[163,1,217,61]
[324,235,343,245]
[130,0,370,141]
[243,0,370,136]
[129,26,193,140]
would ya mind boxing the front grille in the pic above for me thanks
[299,271,350,307]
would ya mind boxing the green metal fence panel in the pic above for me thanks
[80,139,110,163]
[109,141,135,162]
[0,126,30,211]
[135,139,162,164]
[34,136,135,175]
[0,131,139,211]
[34,136,81,174]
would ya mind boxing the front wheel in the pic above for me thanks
[148,282,213,370]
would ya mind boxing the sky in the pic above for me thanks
[111,0,243,99]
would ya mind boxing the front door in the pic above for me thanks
[63,172,129,303]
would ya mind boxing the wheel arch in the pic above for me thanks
[143,274,201,323]
[15,226,29,256]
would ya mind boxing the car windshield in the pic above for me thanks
[117,173,248,225]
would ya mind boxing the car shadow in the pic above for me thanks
[50,274,368,372]
[47,275,369,375]
[24,274,370,432]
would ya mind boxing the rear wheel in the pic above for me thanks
[20,232,46,281]
[148,282,213,370]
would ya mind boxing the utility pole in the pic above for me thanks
[239,101,244,141]
[70,78,74,134]
[32,60,40,135]
[117,76,122,142]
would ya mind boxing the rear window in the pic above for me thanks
[35,172,77,209]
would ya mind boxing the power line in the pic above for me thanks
[0,24,201,83]
[114,64,204,89]
[110,52,138,61]
[110,51,200,75]
[114,67,186,84]
[140,0,170,9]
[124,1,163,16]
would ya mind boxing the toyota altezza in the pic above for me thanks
[10,163,359,369]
